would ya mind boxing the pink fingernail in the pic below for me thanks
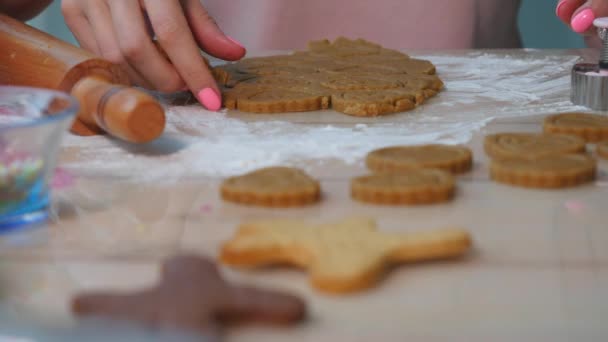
[571,9,595,33]
[226,36,244,49]
[197,88,222,111]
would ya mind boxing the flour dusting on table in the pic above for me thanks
[60,52,586,182]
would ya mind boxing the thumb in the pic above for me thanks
[219,286,307,325]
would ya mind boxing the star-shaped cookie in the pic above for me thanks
[221,218,471,294]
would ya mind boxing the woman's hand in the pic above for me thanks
[61,0,246,110]
[556,0,608,47]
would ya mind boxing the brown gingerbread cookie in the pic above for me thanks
[484,133,586,160]
[71,255,306,338]
[351,169,455,205]
[366,144,473,174]
[220,167,321,207]
[543,112,608,142]
[489,154,596,189]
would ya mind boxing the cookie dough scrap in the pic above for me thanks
[484,133,587,160]
[490,154,596,189]
[331,89,419,117]
[598,141,608,159]
[233,88,330,113]
[223,77,332,113]
[320,74,402,91]
[223,83,266,110]
[366,145,473,174]
[221,167,321,207]
[543,112,608,142]
[214,37,442,116]
[351,169,455,205]
[307,37,384,57]
[220,218,472,294]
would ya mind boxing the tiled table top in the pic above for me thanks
[1,49,607,342]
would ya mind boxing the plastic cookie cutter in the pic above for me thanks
[571,17,608,110]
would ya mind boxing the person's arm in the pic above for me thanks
[0,0,53,21]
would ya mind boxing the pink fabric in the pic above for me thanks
[203,0,522,50]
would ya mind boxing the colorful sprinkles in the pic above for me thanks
[0,151,44,204]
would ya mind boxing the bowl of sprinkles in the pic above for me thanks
[0,86,78,231]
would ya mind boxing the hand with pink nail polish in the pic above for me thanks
[556,0,608,40]
[61,0,247,111]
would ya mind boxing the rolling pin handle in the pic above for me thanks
[71,77,166,143]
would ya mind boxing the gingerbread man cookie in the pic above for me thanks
[72,255,306,339]
[221,218,471,294]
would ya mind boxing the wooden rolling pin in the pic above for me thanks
[0,13,165,143]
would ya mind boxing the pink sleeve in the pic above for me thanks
[204,0,521,50]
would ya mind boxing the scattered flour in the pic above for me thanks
[60,52,587,182]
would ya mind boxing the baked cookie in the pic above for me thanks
[490,154,596,189]
[214,37,442,117]
[220,167,321,207]
[220,218,471,294]
[543,112,608,142]
[351,169,455,205]
[366,145,473,174]
[72,255,306,338]
[484,133,586,160]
